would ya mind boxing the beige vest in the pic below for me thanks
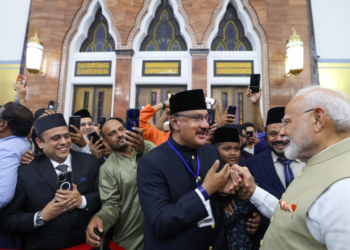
[260,138,350,250]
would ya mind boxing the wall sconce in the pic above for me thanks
[26,32,47,76]
[286,27,303,77]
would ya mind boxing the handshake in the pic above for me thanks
[202,160,256,202]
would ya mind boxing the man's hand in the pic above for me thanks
[40,197,77,222]
[247,212,261,235]
[218,168,241,195]
[202,160,231,196]
[246,86,262,104]
[86,215,104,247]
[124,127,145,154]
[13,82,27,101]
[21,150,35,164]
[212,100,219,110]
[246,137,259,145]
[89,137,104,159]
[205,122,218,144]
[217,109,235,127]
[222,199,235,216]
[55,184,83,208]
[69,125,87,148]
[234,165,256,203]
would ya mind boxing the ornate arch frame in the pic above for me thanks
[204,0,270,117]
[57,0,120,113]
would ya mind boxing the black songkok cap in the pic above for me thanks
[213,127,240,145]
[266,107,285,126]
[224,124,243,136]
[34,113,67,136]
[73,109,91,118]
[170,89,207,115]
[34,108,46,121]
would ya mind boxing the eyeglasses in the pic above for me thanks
[81,122,94,127]
[174,114,213,124]
[281,109,315,127]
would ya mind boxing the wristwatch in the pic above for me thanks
[35,211,47,227]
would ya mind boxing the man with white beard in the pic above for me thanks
[236,86,350,250]
[245,107,305,250]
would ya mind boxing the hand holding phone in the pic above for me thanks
[126,109,140,136]
[47,100,58,113]
[69,116,81,134]
[16,75,27,87]
[94,228,103,250]
[87,131,105,150]
[57,171,73,191]
[205,97,216,105]
[250,74,261,93]
[247,131,254,139]
[227,106,237,116]
[207,109,216,127]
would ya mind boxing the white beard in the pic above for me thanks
[284,121,314,160]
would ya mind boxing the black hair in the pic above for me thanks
[101,117,124,138]
[2,102,34,137]
[243,122,255,130]
[242,125,246,131]
[169,123,174,132]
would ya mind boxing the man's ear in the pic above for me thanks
[313,107,326,133]
[0,120,7,132]
[169,116,180,131]
[36,137,44,149]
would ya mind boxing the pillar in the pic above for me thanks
[114,50,134,118]
[190,49,209,96]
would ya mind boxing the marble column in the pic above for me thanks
[113,49,134,119]
[191,49,209,96]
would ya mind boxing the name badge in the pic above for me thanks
[197,200,215,228]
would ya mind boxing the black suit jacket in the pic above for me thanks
[137,136,228,250]
[0,151,101,250]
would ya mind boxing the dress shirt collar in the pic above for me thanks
[168,134,196,152]
[50,153,72,169]
[271,150,301,163]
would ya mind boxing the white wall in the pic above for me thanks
[311,0,350,60]
[0,0,31,62]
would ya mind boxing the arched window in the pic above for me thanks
[211,4,252,51]
[140,0,187,51]
[80,8,115,52]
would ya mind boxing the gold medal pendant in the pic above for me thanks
[197,176,201,181]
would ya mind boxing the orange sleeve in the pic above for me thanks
[139,104,170,146]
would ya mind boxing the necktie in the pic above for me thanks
[277,158,294,188]
[56,164,68,173]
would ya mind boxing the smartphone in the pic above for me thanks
[94,228,103,250]
[47,100,58,113]
[16,75,27,87]
[227,106,237,116]
[207,109,216,127]
[205,97,215,105]
[57,171,73,191]
[98,117,106,128]
[126,109,140,133]
[87,131,105,149]
[247,131,254,139]
[68,116,81,133]
[250,74,261,93]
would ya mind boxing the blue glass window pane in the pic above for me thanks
[86,45,93,52]
[155,21,173,51]
[147,41,156,51]
[238,44,246,51]
[224,22,238,51]
[171,41,180,51]
[217,43,224,51]
[94,24,107,52]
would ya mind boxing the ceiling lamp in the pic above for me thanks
[286,27,303,77]
[26,32,47,76]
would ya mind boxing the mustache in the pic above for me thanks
[272,141,288,146]
[196,128,208,133]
